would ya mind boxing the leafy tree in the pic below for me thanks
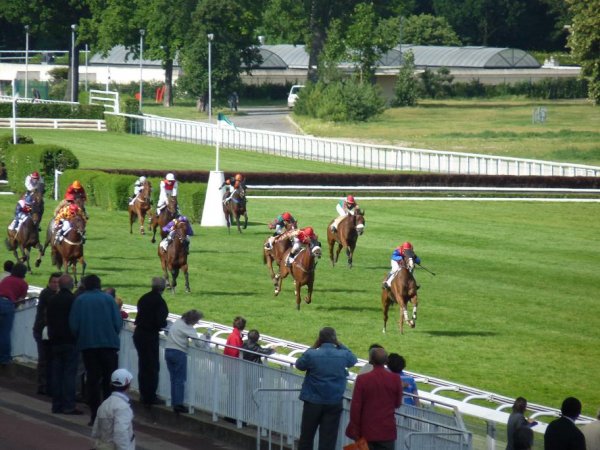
[419,67,454,98]
[402,14,461,46]
[566,0,600,104]
[392,50,418,107]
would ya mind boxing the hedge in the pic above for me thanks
[0,103,105,119]
[5,144,79,195]
[106,97,143,133]
[0,134,34,179]
[59,169,207,222]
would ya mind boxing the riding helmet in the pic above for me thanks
[68,203,79,213]
[346,195,355,204]
[31,171,40,179]
[139,176,147,182]
[166,173,175,181]
[235,173,243,181]
[282,212,292,221]
[401,242,413,251]
[65,193,76,202]
[72,180,82,189]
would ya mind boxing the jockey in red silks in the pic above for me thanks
[8,195,33,232]
[382,242,421,289]
[286,226,319,267]
[65,180,87,202]
[265,212,297,250]
[157,173,179,215]
[331,195,359,232]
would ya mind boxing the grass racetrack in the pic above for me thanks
[2,193,598,416]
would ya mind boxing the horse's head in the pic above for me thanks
[174,220,188,240]
[354,209,365,235]
[141,180,152,199]
[403,249,415,273]
[311,243,322,259]
[70,214,87,239]
[167,195,178,212]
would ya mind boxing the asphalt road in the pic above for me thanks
[226,106,300,134]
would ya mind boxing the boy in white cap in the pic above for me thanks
[92,368,136,450]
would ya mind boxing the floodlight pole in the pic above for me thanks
[85,44,89,92]
[139,29,145,112]
[71,24,77,103]
[24,25,29,98]
[207,33,214,122]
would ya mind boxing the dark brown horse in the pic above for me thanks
[327,208,365,268]
[223,188,247,234]
[5,206,43,273]
[273,244,321,310]
[263,227,297,284]
[129,180,152,235]
[51,214,87,284]
[151,196,178,243]
[158,220,190,294]
[381,255,419,334]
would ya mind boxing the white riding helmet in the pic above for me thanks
[166,173,175,181]
[139,176,147,182]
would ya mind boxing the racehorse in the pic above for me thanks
[29,189,45,224]
[5,207,43,273]
[273,244,321,310]
[381,253,419,334]
[51,214,87,284]
[223,188,247,234]
[327,208,365,268]
[129,180,152,235]
[158,220,190,294]
[151,196,178,243]
[263,227,297,284]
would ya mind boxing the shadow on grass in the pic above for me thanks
[318,288,371,293]
[202,290,259,296]
[314,305,380,312]
[424,331,497,337]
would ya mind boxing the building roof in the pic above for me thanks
[89,45,176,67]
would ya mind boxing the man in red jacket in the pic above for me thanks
[346,347,403,450]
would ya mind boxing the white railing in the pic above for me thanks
[0,95,78,105]
[0,117,106,130]
[89,89,119,113]
[106,112,600,177]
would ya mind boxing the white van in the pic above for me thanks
[287,85,304,109]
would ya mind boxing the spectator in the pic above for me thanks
[296,327,357,450]
[346,347,403,450]
[47,274,81,415]
[544,397,586,450]
[165,309,203,414]
[69,274,122,426]
[104,287,116,298]
[514,427,534,450]
[32,272,61,395]
[0,262,28,365]
[506,397,536,450]
[115,297,129,319]
[582,408,600,450]
[358,343,384,375]
[242,329,275,364]
[92,368,135,450]
[223,316,246,358]
[133,277,169,407]
[387,353,420,407]
[0,260,14,281]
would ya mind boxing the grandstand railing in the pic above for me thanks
[105,112,600,177]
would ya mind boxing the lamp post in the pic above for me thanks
[84,43,89,92]
[70,24,77,103]
[24,25,29,98]
[207,33,214,122]
[139,29,145,112]
[258,35,265,46]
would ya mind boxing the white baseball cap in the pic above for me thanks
[166,173,175,181]
[111,368,133,387]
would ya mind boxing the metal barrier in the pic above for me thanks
[105,112,600,177]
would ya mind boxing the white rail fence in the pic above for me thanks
[107,112,600,177]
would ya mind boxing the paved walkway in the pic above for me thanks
[221,106,300,135]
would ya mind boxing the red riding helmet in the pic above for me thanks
[68,203,79,214]
[65,193,76,202]
[346,195,355,204]
[303,227,314,237]
[31,171,40,179]
[401,242,413,251]
[282,212,292,222]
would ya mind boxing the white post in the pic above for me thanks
[106,66,110,91]
[11,83,18,145]
[84,44,88,92]
[215,118,221,171]
[24,25,29,98]
[71,24,77,103]
[207,33,214,122]
[54,169,63,201]
[139,29,145,112]
[200,170,227,227]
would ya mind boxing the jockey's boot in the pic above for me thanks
[382,272,393,289]
[8,220,17,231]
[330,224,337,232]
[264,237,274,250]
[286,253,296,267]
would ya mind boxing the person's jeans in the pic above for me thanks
[35,337,53,394]
[165,348,187,406]
[298,400,343,450]
[0,297,15,364]
[51,343,78,412]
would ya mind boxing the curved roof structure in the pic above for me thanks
[256,45,308,69]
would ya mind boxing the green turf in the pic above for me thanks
[3,194,598,416]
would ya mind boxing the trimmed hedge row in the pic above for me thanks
[60,169,207,222]
[5,143,79,195]
[0,103,105,119]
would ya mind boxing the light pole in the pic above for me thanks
[71,24,77,103]
[258,35,265,46]
[139,29,145,112]
[207,33,214,122]
[84,43,89,92]
[24,25,29,98]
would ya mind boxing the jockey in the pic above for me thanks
[157,173,178,215]
[382,242,421,289]
[223,173,246,204]
[65,180,87,202]
[265,212,297,250]
[331,195,359,232]
[129,175,149,205]
[54,203,86,243]
[285,226,318,267]
[160,215,194,253]
[25,171,43,195]
[8,195,33,231]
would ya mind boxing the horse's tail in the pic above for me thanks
[4,237,14,251]
[262,249,267,264]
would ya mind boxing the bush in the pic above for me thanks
[0,134,34,179]
[0,103,104,119]
[5,144,78,195]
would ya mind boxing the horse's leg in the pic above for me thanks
[34,242,43,268]
[150,214,158,243]
[139,210,146,235]
[335,242,343,265]
[236,213,242,234]
[381,289,390,333]
[183,265,190,293]
[80,257,87,280]
[274,262,288,296]
[129,208,134,234]
[171,267,179,294]
[327,237,335,267]
[409,294,418,328]
[346,244,354,269]
[243,211,248,229]
[294,279,301,310]
[304,277,313,305]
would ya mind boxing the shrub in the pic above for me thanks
[0,134,34,179]
[0,103,104,119]
[391,50,419,107]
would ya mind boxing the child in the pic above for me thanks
[242,329,276,364]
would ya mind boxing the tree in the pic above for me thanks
[392,50,418,107]
[402,14,461,46]
[566,0,600,104]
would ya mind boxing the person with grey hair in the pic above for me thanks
[296,327,357,450]
[582,408,600,450]
[165,309,203,413]
[133,277,169,407]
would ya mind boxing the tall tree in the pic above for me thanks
[402,14,461,46]
[566,0,600,104]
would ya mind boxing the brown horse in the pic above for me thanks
[5,206,43,273]
[129,180,152,235]
[223,188,247,234]
[327,208,365,268]
[158,220,190,294]
[51,214,87,284]
[151,196,178,243]
[381,255,419,334]
[263,227,297,284]
[273,244,321,310]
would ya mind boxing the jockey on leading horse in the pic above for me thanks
[160,215,194,253]
[64,180,88,218]
[222,173,246,204]
[157,173,179,215]
[330,195,359,232]
[53,203,86,243]
[129,175,150,205]
[8,195,33,232]
[285,226,319,267]
[25,171,44,195]
[265,212,297,250]
[382,242,421,289]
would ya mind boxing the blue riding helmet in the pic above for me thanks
[178,216,188,222]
